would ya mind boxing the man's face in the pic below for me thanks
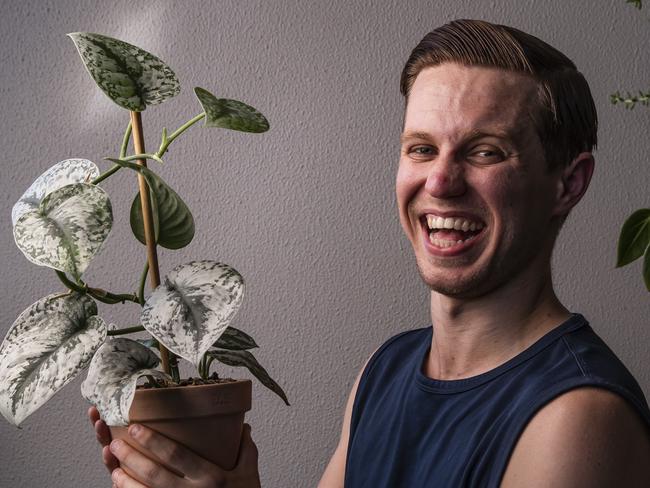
[396,63,564,298]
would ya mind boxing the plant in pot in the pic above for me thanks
[0,32,289,478]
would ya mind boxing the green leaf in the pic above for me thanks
[13,183,113,280]
[643,246,650,291]
[194,87,269,133]
[129,191,160,244]
[213,326,258,350]
[0,293,107,426]
[68,32,180,111]
[208,349,289,406]
[106,159,194,250]
[616,209,650,267]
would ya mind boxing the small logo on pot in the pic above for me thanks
[211,394,232,406]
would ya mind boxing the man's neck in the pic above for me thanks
[425,264,570,381]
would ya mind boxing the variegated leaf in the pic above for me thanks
[68,32,180,111]
[12,159,100,227]
[194,87,269,133]
[0,293,106,426]
[13,183,113,280]
[81,338,169,426]
[141,261,244,367]
[214,326,258,350]
[208,349,289,406]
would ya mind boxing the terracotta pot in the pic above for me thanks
[109,379,252,479]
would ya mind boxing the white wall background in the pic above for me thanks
[0,0,648,486]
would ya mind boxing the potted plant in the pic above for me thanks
[0,32,289,476]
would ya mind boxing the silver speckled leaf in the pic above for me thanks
[81,338,170,426]
[13,183,113,281]
[194,87,269,133]
[141,260,245,367]
[68,32,180,111]
[208,349,289,406]
[0,293,106,426]
[12,159,100,227]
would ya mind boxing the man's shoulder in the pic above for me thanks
[501,387,650,487]
[559,318,649,406]
[367,326,431,366]
[353,325,431,393]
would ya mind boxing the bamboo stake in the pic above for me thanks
[130,110,171,375]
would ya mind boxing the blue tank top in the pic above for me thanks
[344,313,650,487]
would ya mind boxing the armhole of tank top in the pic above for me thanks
[348,328,428,438]
[493,377,650,487]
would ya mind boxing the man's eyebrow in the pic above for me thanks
[400,131,431,144]
[466,128,516,141]
[400,129,517,145]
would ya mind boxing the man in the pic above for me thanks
[319,19,650,487]
[93,19,650,487]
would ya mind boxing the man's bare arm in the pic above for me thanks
[501,387,650,487]
[318,349,377,488]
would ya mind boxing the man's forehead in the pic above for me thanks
[403,64,540,139]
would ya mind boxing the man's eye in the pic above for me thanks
[410,146,434,156]
[470,149,504,163]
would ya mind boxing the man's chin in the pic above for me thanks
[416,266,487,299]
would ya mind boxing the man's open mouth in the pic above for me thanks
[422,214,486,249]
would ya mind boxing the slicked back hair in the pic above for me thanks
[401,19,597,170]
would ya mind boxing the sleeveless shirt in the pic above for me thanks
[344,313,650,487]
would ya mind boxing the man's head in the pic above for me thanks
[396,20,596,298]
[401,19,597,171]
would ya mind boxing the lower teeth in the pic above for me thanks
[429,233,477,248]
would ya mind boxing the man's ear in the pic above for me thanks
[553,152,595,216]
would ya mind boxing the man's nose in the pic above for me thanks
[423,154,466,198]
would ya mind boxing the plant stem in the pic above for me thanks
[120,153,163,163]
[206,355,216,377]
[156,113,205,158]
[138,261,150,306]
[170,355,181,383]
[91,121,132,185]
[55,270,87,293]
[130,110,174,377]
[120,120,133,158]
[198,354,208,379]
[87,287,140,305]
[107,326,145,336]
[55,271,139,304]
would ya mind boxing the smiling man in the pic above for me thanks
[319,19,650,487]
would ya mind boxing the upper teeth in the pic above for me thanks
[426,215,484,232]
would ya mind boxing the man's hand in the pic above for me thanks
[88,406,261,488]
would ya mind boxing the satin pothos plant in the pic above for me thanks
[0,32,288,429]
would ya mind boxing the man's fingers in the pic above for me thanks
[111,467,149,488]
[110,439,181,488]
[126,423,212,478]
[94,418,113,446]
[88,406,100,425]
[102,445,120,473]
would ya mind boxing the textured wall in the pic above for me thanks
[0,0,647,486]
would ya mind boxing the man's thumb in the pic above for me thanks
[238,423,259,466]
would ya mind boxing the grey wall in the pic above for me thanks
[0,0,647,486]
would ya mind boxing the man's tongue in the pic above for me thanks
[431,229,474,241]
